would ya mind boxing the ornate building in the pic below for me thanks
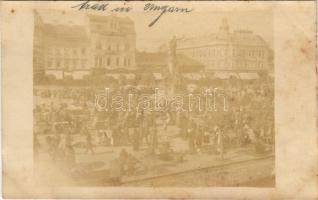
[177,18,273,72]
[89,15,136,70]
[42,24,91,79]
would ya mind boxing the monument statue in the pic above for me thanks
[169,35,177,59]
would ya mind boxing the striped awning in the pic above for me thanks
[238,73,259,80]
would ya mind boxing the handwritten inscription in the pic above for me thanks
[71,1,193,27]
[144,3,193,27]
[71,1,109,11]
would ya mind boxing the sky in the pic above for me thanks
[38,7,273,52]
[128,10,273,52]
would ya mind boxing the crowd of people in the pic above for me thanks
[34,76,275,184]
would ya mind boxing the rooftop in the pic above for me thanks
[42,24,89,42]
[35,10,87,26]
[34,10,135,35]
[136,52,204,72]
[177,18,269,49]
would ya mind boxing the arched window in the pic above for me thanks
[96,42,102,50]
[81,60,86,69]
[56,59,61,68]
[116,57,119,66]
[123,57,127,66]
[95,56,98,67]
[99,57,102,68]
[107,57,111,66]
[64,59,69,68]
[73,59,78,69]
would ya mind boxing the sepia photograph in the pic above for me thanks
[33,8,275,187]
[2,1,317,199]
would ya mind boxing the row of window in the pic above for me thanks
[47,42,133,57]
[233,49,266,57]
[47,47,87,57]
[180,48,266,58]
[94,55,131,68]
[235,61,264,69]
[92,21,119,32]
[205,60,265,69]
[47,59,88,69]
[95,42,130,51]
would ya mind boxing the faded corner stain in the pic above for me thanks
[299,38,315,61]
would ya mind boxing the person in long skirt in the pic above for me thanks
[132,128,140,151]
[86,133,95,154]
[188,120,197,153]
[104,128,114,152]
[216,127,224,160]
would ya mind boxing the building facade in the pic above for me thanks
[34,11,136,81]
[177,18,272,72]
[33,11,45,81]
[89,15,136,70]
[42,24,91,80]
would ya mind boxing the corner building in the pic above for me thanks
[177,18,272,72]
[89,15,136,70]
